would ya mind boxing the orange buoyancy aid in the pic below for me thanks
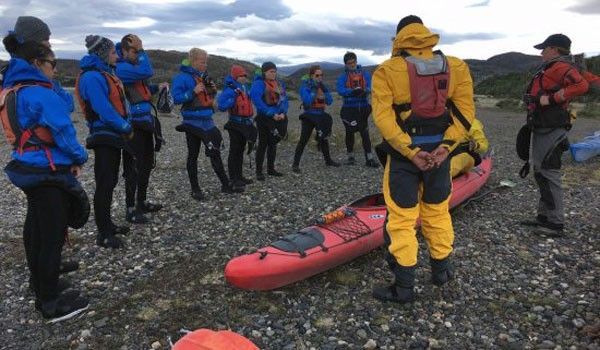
[182,75,216,110]
[0,82,58,170]
[263,79,282,106]
[311,86,326,109]
[345,71,366,90]
[75,70,128,121]
[230,89,254,117]
[124,80,152,104]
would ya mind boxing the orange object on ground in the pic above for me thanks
[172,329,259,350]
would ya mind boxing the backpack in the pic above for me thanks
[156,85,174,113]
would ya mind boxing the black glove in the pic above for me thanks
[351,88,364,97]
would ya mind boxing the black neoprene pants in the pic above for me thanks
[185,132,229,191]
[293,119,332,165]
[94,146,121,235]
[124,129,154,207]
[23,186,69,302]
[227,128,246,182]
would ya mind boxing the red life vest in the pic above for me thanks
[263,79,282,106]
[0,82,57,170]
[345,71,366,90]
[124,80,152,104]
[230,88,254,117]
[525,58,589,128]
[75,70,128,121]
[182,75,216,110]
[311,86,326,110]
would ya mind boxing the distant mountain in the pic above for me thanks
[278,61,345,76]
[466,52,540,83]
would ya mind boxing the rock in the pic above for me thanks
[80,329,91,339]
[251,330,262,338]
[151,341,161,349]
[363,339,377,349]
[357,329,368,339]
[572,318,585,328]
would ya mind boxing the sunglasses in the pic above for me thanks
[40,59,57,69]
[314,74,322,77]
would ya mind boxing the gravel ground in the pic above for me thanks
[0,97,599,350]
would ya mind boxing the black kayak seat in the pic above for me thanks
[270,228,327,257]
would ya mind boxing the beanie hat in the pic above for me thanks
[85,35,114,63]
[343,51,357,64]
[230,65,247,79]
[396,15,423,34]
[261,61,276,73]
[13,16,51,43]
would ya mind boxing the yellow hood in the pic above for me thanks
[391,23,439,57]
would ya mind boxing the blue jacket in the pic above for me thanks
[249,75,288,118]
[2,58,87,169]
[217,75,253,125]
[77,54,132,137]
[115,44,158,125]
[336,65,371,108]
[53,80,74,113]
[171,64,215,131]
[300,78,333,115]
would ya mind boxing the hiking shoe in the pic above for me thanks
[344,156,356,165]
[112,225,130,236]
[372,284,415,304]
[221,185,235,194]
[366,158,380,168]
[241,177,254,185]
[267,169,284,176]
[96,235,123,249]
[292,165,301,174]
[231,181,246,193]
[326,160,341,167]
[59,260,79,274]
[533,226,564,237]
[520,215,548,227]
[138,201,163,213]
[39,295,89,321]
[35,289,81,311]
[191,189,206,201]
[256,173,266,181]
[126,207,149,224]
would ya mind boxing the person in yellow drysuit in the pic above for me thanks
[450,118,489,177]
[371,15,475,303]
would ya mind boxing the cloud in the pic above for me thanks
[102,17,157,29]
[566,0,600,14]
[252,56,292,65]
[467,0,491,7]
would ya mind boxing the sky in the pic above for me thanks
[1,0,599,66]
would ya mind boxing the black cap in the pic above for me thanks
[343,51,357,64]
[534,33,571,51]
[261,61,276,72]
[396,15,423,34]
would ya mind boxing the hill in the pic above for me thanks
[278,61,345,76]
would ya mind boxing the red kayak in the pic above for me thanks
[225,157,493,291]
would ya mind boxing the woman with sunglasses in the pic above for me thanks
[292,65,340,173]
[2,34,89,319]
[218,65,256,192]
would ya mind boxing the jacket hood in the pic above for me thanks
[79,54,112,73]
[179,64,203,76]
[115,42,124,60]
[3,58,52,87]
[392,23,439,56]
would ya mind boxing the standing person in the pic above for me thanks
[336,52,379,167]
[249,62,289,181]
[519,34,589,237]
[172,48,233,200]
[76,35,133,249]
[371,16,475,303]
[2,36,89,318]
[292,65,340,172]
[115,34,164,223]
[218,65,257,193]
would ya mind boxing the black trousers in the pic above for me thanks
[124,129,154,207]
[23,186,69,302]
[227,128,247,182]
[341,106,372,156]
[94,146,121,235]
[185,131,229,191]
[255,114,287,174]
[293,116,333,166]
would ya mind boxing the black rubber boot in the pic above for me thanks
[59,260,79,274]
[520,214,548,227]
[373,265,415,303]
[430,256,454,286]
[96,233,123,249]
[39,294,89,320]
[191,189,206,201]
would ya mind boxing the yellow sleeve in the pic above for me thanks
[371,65,420,159]
[470,119,489,154]
[442,58,476,152]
